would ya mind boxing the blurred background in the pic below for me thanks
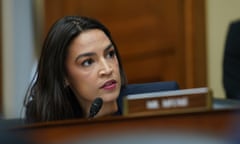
[0,0,240,119]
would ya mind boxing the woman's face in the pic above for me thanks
[65,29,121,106]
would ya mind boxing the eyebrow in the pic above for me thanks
[75,43,114,62]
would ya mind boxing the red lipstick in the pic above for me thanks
[100,80,117,90]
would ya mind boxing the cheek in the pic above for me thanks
[67,68,95,87]
[67,69,98,101]
[114,60,120,75]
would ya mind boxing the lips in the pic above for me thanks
[100,80,117,89]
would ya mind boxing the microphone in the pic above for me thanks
[88,97,103,118]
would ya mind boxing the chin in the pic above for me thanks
[102,92,120,102]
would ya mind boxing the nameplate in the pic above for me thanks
[123,87,212,116]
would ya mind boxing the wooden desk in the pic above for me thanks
[14,108,240,144]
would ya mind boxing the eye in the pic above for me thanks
[106,50,116,59]
[81,58,94,67]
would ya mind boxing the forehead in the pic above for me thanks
[70,29,110,50]
[75,29,108,44]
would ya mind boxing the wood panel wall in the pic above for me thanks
[0,0,2,113]
[43,0,207,89]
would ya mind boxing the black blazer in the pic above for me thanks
[223,20,240,99]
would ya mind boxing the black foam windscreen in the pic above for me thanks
[88,97,103,118]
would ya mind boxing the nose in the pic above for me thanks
[99,59,113,76]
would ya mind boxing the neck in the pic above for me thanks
[79,98,118,118]
[90,101,118,118]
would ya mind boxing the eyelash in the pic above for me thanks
[80,49,116,67]
[81,58,94,67]
[106,50,116,59]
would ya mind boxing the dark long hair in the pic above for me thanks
[24,16,127,123]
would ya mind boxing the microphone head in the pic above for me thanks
[89,97,103,118]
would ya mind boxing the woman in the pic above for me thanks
[24,16,127,123]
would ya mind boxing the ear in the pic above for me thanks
[64,78,70,87]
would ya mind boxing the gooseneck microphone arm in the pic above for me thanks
[88,97,103,118]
